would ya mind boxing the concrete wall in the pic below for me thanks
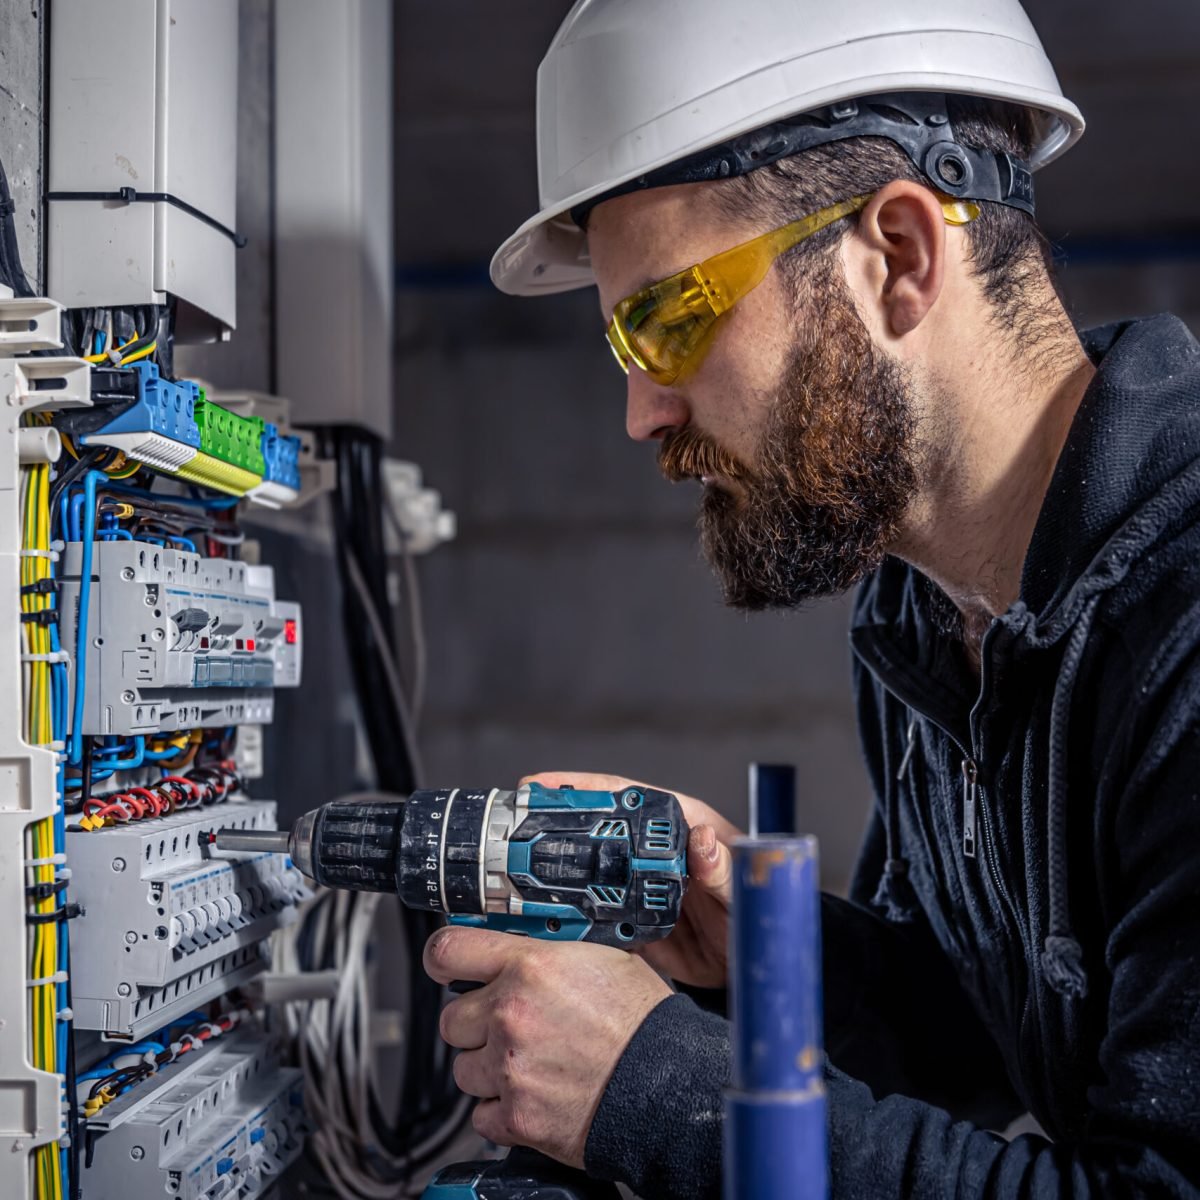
[390,0,1200,895]
[0,0,44,292]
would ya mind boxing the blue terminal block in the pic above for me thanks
[260,423,302,490]
[94,361,202,446]
[725,836,828,1200]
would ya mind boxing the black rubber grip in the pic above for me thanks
[309,800,406,892]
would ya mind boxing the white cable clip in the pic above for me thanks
[57,1006,73,1023]
[21,650,70,664]
[26,971,68,989]
[26,853,66,867]
[19,548,60,562]
[56,866,72,881]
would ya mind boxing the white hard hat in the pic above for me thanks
[491,0,1084,296]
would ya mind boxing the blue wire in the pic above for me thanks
[98,481,239,510]
[169,534,197,552]
[143,745,184,762]
[92,737,145,771]
[68,471,110,765]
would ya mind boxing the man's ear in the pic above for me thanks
[844,181,948,340]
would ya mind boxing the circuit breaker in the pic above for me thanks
[59,544,302,737]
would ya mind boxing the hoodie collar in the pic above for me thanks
[1019,314,1200,622]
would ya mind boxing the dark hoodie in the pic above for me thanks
[585,315,1200,1198]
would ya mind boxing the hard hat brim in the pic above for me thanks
[491,79,1084,298]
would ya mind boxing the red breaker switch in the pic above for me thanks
[284,618,298,645]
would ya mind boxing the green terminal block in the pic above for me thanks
[194,391,267,476]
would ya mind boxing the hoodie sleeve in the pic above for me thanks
[584,993,729,1200]
[583,872,1019,1200]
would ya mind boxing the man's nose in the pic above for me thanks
[625,369,690,442]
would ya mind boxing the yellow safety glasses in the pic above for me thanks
[606,192,979,386]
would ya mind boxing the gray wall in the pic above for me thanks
[0,0,45,292]
[391,0,1200,894]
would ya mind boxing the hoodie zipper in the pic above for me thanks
[960,759,978,859]
[962,751,1036,1100]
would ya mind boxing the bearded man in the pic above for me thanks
[420,3,1200,1197]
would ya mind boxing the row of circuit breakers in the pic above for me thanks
[6,316,315,1200]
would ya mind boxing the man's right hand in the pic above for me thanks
[520,771,741,989]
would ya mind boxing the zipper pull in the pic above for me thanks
[961,758,978,859]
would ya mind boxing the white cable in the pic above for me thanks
[382,491,429,732]
[274,884,448,1200]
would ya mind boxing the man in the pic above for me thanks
[422,2,1200,1196]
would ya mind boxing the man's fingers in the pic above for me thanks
[687,825,733,906]
[424,926,523,988]
[452,1048,497,1100]
[439,993,489,1050]
[519,770,637,792]
[473,1097,514,1147]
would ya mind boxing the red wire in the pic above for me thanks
[127,786,164,817]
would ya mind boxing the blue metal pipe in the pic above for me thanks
[725,836,827,1200]
[748,763,797,836]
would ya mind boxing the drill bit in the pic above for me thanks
[211,827,292,855]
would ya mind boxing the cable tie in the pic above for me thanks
[57,866,72,880]
[26,970,68,988]
[22,650,70,663]
[57,1006,73,1022]
[20,578,59,596]
[25,878,68,900]
[21,609,60,626]
[25,853,66,867]
[20,548,60,562]
[26,902,84,926]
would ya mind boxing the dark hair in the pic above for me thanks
[709,97,1063,346]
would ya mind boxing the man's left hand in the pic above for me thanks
[424,926,673,1167]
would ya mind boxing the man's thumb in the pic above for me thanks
[687,825,732,906]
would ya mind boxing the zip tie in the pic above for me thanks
[20,548,60,562]
[21,609,60,626]
[27,971,68,988]
[20,577,59,596]
[57,1006,74,1023]
[26,853,66,867]
[26,902,85,926]
[22,650,70,663]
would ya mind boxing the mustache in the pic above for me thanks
[657,426,749,484]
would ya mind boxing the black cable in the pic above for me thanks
[0,152,33,297]
[312,426,477,1181]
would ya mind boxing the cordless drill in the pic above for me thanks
[212,781,688,1198]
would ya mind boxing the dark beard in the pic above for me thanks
[658,265,920,610]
